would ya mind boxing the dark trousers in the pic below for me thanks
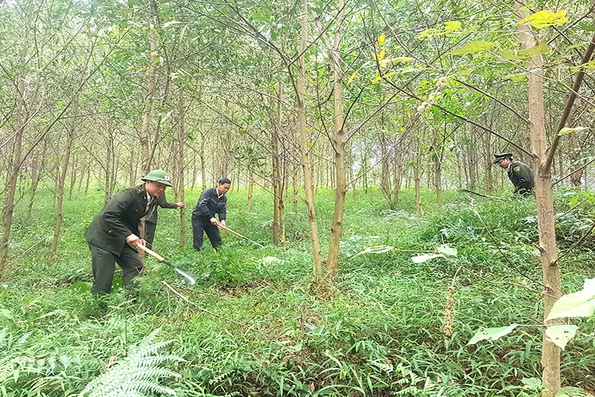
[192,217,221,250]
[88,242,144,295]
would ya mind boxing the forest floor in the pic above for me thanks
[1,186,594,396]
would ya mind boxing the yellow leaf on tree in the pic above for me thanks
[416,28,441,39]
[348,70,359,84]
[501,49,522,60]
[384,57,413,65]
[371,75,382,84]
[444,21,461,37]
[150,51,159,56]
[377,34,386,46]
[572,60,595,72]
[504,74,526,82]
[518,42,551,56]
[519,10,568,29]
[451,41,495,55]
[444,21,461,32]
[374,49,386,62]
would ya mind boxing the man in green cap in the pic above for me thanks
[85,170,173,295]
[493,153,535,196]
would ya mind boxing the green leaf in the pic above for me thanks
[545,325,578,350]
[383,57,413,65]
[558,127,588,135]
[546,278,595,321]
[572,60,595,72]
[467,324,518,345]
[518,42,551,56]
[444,21,461,32]
[451,41,495,55]
[521,377,542,389]
[69,281,91,293]
[0,309,12,319]
[519,10,568,29]
[504,74,526,82]
[501,49,522,60]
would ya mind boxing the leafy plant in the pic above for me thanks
[78,328,184,397]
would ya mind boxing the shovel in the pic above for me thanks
[217,222,264,248]
[137,244,196,285]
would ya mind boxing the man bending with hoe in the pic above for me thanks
[192,178,231,251]
[85,170,173,295]
[493,153,535,196]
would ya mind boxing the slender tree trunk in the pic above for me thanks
[271,81,283,244]
[414,137,423,215]
[0,79,26,274]
[174,89,186,247]
[315,0,346,275]
[27,143,44,218]
[140,0,159,173]
[515,2,561,395]
[51,98,77,258]
[297,0,322,280]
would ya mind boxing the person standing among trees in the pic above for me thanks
[84,170,173,295]
[192,178,231,251]
[493,153,535,196]
[142,193,184,248]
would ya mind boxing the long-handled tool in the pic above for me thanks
[137,244,196,285]
[217,222,264,248]
[460,189,508,201]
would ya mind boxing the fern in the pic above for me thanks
[78,328,185,397]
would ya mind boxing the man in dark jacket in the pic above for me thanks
[191,178,231,251]
[85,170,173,295]
[142,193,184,249]
[493,153,535,196]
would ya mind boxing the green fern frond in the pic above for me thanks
[78,328,183,397]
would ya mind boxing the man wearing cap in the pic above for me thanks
[85,170,173,295]
[493,153,535,196]
[192,178,231,251]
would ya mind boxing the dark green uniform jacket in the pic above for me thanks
[85,184,154,255]
[507,161,535,195]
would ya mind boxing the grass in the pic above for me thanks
[0,185,594,396]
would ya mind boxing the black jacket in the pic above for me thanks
[192,187,227,222]
[507,161,535,195]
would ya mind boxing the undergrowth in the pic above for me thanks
[0,186,593,396]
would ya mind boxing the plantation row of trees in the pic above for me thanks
[2,0,595,394]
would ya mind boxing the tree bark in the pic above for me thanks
[297,0,323,280]
[140,0,159,173]
[51,95,78,258]
[515,2,561,395]
[320,0,347,276]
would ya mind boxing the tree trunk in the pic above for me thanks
[140,0,159,173]
[27,143,45,218]
[515,2,561,395]
[319,0,346,276]
[51,96,78,258]
[0,79,26,275]
[174,89,186,247]
[297,0,323,280]
[272,81,283,244]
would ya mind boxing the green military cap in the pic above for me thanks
[493,153,513,164]
[141,170,173,187]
